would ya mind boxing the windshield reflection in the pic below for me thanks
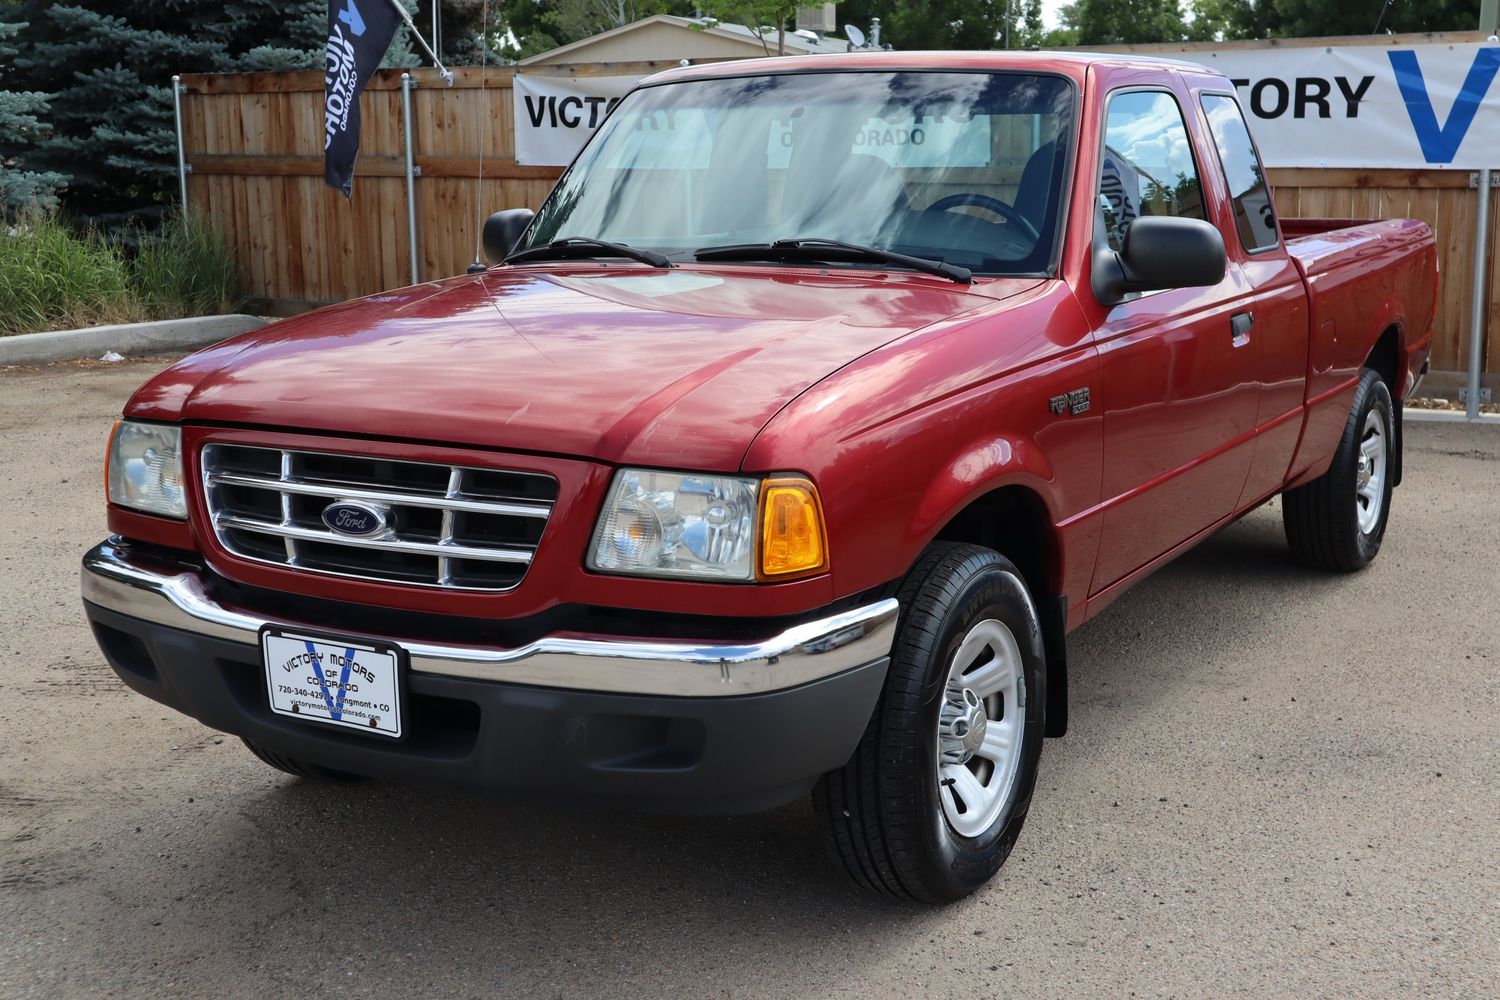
[524,71,1077,277]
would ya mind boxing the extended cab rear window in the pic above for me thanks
[1200,94,1279,252]
[525,71,1078,277]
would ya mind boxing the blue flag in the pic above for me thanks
[324,0,400,197]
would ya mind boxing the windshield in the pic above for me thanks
[523,71,1077,276]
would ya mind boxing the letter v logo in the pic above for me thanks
[338,0,366,37]
[1388,48,1500,164]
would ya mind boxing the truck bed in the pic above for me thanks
[1280,216,1438,485]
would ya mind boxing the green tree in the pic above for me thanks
[1075,0,1187,43]
[1183,0,1476,40]
[0,1,495,231]
[1265,0,1474,36]
[695,0,842,55]
[548,0,686,44]
[496,0,695,60]
[435,0,500,65]
[0,16,66,213]
[837,0,1012,50]
[1041,2,1082,45]
[1018,0,1046,48]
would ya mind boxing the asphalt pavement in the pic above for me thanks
[2,357,1496,999]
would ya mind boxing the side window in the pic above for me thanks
[1097,91,1205,252]
[1201,94,1279,252]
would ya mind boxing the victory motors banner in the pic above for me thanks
[1178,42,1499,169]
[510,42,1499,170]
[513,75,640,166]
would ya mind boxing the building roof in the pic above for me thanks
[518,14,852,66]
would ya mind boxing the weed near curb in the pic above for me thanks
[0,212,244,336]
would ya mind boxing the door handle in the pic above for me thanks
[1230,311,1254,348]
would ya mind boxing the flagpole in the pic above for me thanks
[383,0,454,85]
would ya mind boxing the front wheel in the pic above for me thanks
[814,543,1046,903]
[1283,368,1395,572]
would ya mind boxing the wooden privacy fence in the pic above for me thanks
[1266,167,1497,382]
[178,62,1497,379]
[178,64,663,310]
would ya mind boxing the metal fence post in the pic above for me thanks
[401,72,421,286]
[171,75,190,219]
[1467,169,1492,419]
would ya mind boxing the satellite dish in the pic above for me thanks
[844,24,866,49]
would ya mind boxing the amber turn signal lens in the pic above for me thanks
[759,477,828,579]
[104,419,121,501]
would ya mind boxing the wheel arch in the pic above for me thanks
[924,480,1070,738]
[930,484,1060,598]
[1364,322,1404,486]
[1365,322,1404,395]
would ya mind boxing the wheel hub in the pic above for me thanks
[938,686,988,765]
[933,617,1027,840]
[1355,408,1387,535]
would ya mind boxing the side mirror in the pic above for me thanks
[483,209,536,265]
[1092,216,1226,305]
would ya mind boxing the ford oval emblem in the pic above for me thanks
[321,500,388,537]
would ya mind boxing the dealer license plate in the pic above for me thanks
[262,629,404,739]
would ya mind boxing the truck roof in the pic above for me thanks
[642,49,1227,87]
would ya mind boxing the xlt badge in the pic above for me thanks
[1049,387,1091,416]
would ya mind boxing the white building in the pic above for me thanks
[519,13,854,66]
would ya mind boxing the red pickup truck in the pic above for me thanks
[83,52,1436,902]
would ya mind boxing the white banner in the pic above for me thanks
[513,74,638,166]
[510,44,1500,170]
[1178,42,1500,169]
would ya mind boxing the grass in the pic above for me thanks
[130,213,244,321]
[0,211,244,337]
[0,214,139,335]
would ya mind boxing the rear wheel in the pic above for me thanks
[241,739,363,782]
[1283,368,1395,571]
[814,542,1046,903]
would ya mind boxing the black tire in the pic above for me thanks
[241,739,364,782]
[1283,368,1395,572]
[814,542,1046,903]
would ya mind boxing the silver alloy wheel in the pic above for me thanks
[935,618,1026,839]
[1355,408,1387,535]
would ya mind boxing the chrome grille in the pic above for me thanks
[201,444,557,590]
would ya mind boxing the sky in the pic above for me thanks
[1040,0,1069,30]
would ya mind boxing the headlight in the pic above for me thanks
[107,421,187,519]
[589,469,759,580]
[588,468,828,582]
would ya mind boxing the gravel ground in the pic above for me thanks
[2,357,1497,999]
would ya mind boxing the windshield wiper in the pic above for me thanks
[506,237,673,269]
[694,237,971,284]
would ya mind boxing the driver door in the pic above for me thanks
[1088,88,1262,594]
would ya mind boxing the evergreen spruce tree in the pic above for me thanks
[0,1,441,231]
[0,16,67,214]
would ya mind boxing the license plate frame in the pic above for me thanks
[261,626,406,740]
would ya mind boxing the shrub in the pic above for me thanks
[131,213,245,320]
[0,212,140,335]
[0,210,244,336]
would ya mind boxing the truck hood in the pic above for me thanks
[133,266,1032,469]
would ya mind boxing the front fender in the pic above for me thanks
[910,433,1058,548]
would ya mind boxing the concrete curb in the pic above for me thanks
[1406,409,1500,425]
[0,314,267,366]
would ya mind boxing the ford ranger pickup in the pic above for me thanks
[82,52,1437,902]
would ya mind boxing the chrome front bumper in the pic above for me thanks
[81,541,898,698]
